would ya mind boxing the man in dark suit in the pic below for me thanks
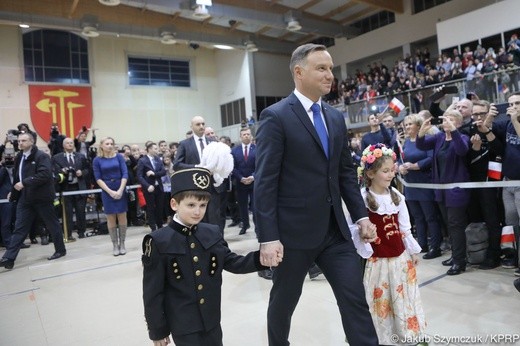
[173,116,223,232]
[231,128,256,235]
[52,138,90,239]
[0,133,66,270]
[137,142,166,232]
[254,44,378,345]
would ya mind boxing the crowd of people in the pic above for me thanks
[0,42,519,345]
[325,34,520,112]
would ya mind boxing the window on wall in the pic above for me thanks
[413,0,452,14]
[127,56,191,87]
[349,11,395,35]
[220,98,246,127]
[23,29,90,84]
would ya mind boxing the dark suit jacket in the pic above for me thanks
[52,151,90,190]
[173,136,212,170]
[231,143,255,187]
[136,155,166,191]
[0,166,13,199]
[254,92,368,249]
[10,146,56,203]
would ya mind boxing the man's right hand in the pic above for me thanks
[260,241,284,267]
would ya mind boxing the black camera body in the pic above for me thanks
[66,166,76,183]
[431,117,443,125]
[3,156,15,168]
[7,129,21,142]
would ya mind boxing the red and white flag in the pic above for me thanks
[487,161,502,180]
[388,98,405,114]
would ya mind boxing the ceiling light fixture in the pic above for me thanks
[98,0,121,6]
[160,32,177,45]
[19,23,30,29]
[81,25,100,37]
[193,5,211,19]
[214,44,233,50]
[245,41,258,53]
[286,20,302,32]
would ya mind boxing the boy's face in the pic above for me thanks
[171,196,208,226]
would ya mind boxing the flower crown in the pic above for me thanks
[357,143,397,178]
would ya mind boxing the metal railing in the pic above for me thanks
[335,66,520,128]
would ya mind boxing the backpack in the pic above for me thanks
[465,222,488,264]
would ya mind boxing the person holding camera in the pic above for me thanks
[52,138,90,240]
[74,126,96,160]
[0,133,67,270]
[416,110,470,276]
[48,124,66,156]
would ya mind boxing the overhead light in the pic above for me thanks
[19,23,30,29]
[286,20,302,32]
[193,5,211,19]
[98,0,120,5]
[81,25,99,37]
[245,41,258,53]
[160,32,177,45]
[214,44,233,50]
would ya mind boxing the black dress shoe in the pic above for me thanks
[78,233,85,239]
[239,227,249,235]
[228,221,240,228]
[422,249,442,260]
[514,278,520,293]
[446,264,466,275]
[40,236,49,245]
[30,238,38,244]
[258,269,273,280]
[66,237,76,242]
[47,252,66,261]
[478,257,501,270]
[20,243,31,249]
[442,257,454,266]
[0,258,14,270]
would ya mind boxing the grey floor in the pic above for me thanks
[1,223,519,346]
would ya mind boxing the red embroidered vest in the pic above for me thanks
[368,210,405,258]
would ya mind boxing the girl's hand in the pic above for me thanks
[411,253,419,266]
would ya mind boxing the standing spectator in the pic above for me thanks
[121,144,140,227]
[231,128,256,236]
[174,116,223,231]
[417,110,470,275]
[486,92,520,275]
[157,140,169,159]
[161,155,174,224]
[48,124,67,156]
[137,142,166,232]
[361,112,393,150]
[74,127,96,160]
[254,43,378,345]
[93,137,128,256]
[0,133,67,270]
[399,114,443,259]
[52,138,90,240]
[0,152,15,248]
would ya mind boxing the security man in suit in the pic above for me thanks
[52,137,90,239]
[0,133,66,270]
[231,127,256,236]
[173,116,224,232]
[254,44,379,345]
[137,142,166,232]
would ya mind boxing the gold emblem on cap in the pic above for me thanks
[193,172,210,189]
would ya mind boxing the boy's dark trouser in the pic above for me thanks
[172,325,223,346]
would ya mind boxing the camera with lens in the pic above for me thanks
[66,166,76,183]
[50,124,60,138]
[369,105,379,115]
[6,129,21,142]
[2,147,15,168]
[430,116,443,125]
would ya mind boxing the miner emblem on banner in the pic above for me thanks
[28,85,93,142]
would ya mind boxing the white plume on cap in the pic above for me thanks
[198,141,233,187]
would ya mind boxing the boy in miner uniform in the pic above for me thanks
[142,167,268,346]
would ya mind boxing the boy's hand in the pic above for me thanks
[153,336,171,346]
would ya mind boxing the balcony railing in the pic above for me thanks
[335,66,520,129]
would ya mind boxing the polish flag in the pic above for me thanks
[487,161,502,180]
[388,98,405,114]
[501,225,516,248]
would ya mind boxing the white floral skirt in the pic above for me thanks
[363,252,427,345]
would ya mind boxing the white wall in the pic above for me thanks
[329,0,496,71]
[437,0,520,50]
[0,24,227,145]
[253,52,292,97]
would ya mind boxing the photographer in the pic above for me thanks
[74,126,96,160]
[0,150,15,248]
[48,124,66,156]
[52,138,90,240]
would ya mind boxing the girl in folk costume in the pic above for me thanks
[358,143,426,345]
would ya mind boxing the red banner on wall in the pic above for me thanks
[28,85,93,142]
